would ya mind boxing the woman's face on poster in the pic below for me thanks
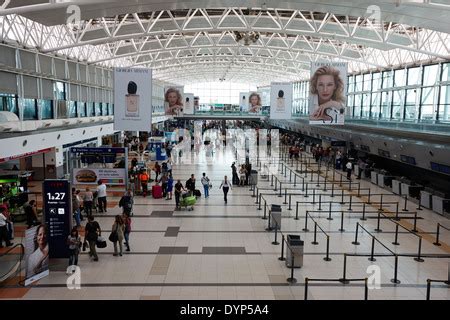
[316,74,336,103]
[37,227,46,248]
[167,92,178,106]
[250,95,259,106]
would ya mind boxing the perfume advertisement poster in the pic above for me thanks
[239,92,249,112]
[114,68,152,131]
[309,62,347,125]
[248,92,262,114]
[270,82,292,120]
[184,93,195,115]
[165,86,184,116]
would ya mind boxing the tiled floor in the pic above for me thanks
[2,141,450,300]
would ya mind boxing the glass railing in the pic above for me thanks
[0,243,24,283]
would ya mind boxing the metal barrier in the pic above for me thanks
[304,278,368,300]
[426,279,450,300]
[433,223,450,246]
[303,210,332,261]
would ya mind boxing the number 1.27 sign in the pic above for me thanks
[43,180,72,258]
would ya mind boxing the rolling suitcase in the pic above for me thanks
[194,189,201,197]
[184,196,196,206]
[152,184,163,199]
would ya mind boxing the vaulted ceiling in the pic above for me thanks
[1,1,449,85]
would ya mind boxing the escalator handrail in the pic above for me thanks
[0,243,24,258]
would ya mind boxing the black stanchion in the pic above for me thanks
[391,255,401,284]
[294,174,297,187]
[352,223,360,245]
[339,254,349,284]
[348,195,353,211]
[426,279,431,300]
[316,169,320,187]
[252,185,256,198]
[271,174,274,187]
[255,188,259,204]
[288,194,292,211]
[369,236,376,262]
[392,224,400,245]
[364,278,369,300]
[289,170,292,182]
[263,200,267,220]
[414,237,425,262]
[327,202,333,220]
[412,211,419,233]
[312,188,316,204]
[310,169,313,182]
[374,211,382,232]
[266,207,272,231]
[279,235,285,261]
[367,189,371,204]
[295,202,299,220]
[258,194,262,211]
[324,236,332,261]
[312,222,318,245]
[283,189,288,204]
[379,194,384,211]
[402,195,409,212]
[395,203,400,221]
[303,210,309,231]
[287,254,297,284]
[357,183,361,197]
[318,194,322,211]
[305,183,309,198]
[340,189,345,205]
[339,174,343,187]
[349,180,352,191]
[272,223,279,245]
[360,203,367,221]
[323,176,327,191]
[433,224,441,246]
[304,278,309,300]
[278,182,282,197]
[331,180,335,197]
[339,211,345,232]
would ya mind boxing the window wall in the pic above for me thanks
[184,82,257,105]
[292,61,449,123]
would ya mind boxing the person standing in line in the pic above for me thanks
[166,174,174,200]
[201,173,210,198]
[174,180,186,209]
[122,212,131,252]
[96,180,107,213]
[154,162,161,182]
[84,215,101,262]
[66,227,81,274]
[239,165,246,187]
[83,188,94,217]
[231,162,239,185]
[160,173,168,198]
[0,207,13,247]
[72,188,81,228]
[346,160,353,180]
[112,215,125,257]
[219,176,232,204]
[138,169,149,197]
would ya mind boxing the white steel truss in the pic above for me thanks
[1,8,449,85]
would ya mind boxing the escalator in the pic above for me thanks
[0,244,24,283]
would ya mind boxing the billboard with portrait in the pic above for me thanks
[184,93,195,115]
[309,62,348,125]
[25,224,50,286]
[164,86,184,116]
[114,68,152,131]
[270,82,292,119]
[248,92,262,114]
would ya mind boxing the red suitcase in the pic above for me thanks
[152,184,163,198]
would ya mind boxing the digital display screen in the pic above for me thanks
[431,162,450,175]
[400,155,416,165]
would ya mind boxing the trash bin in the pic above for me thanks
[250,170,258,185]
[270,204,281,230]
[285,234,304,268]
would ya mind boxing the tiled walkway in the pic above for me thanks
[2,142,450,300]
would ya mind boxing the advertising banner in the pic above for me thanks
[309,62,347,125]
[270,82,292,119]
[194,96,200,112]
[43,180,72,259]
[239,92,249,112]
[25,224,50,286]
[72,168,126,185]
[248,92,262,114]
[114,67,152,131]
[164,86,184,116]
[184,93,195,115]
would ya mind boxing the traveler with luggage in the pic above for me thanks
[185,174,196,196]
[84,215,101,262]
[219,176,232,204]
[174,180,187,209]
[139,170,149,197]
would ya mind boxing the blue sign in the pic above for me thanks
[70,147,126,154]
[43,180,72,258]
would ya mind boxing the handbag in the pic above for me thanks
[108,231,118,242]
[96,236,107,248]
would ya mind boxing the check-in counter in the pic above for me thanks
[400,183,410,196]
[420,190,432,209]
[432,195,450,216]
[371,171,378,185]
[377,173,385,187]
[392,180,401,195]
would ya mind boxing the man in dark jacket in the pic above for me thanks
[185,174,196,196]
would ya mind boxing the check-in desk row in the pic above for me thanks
[367,170,450,217]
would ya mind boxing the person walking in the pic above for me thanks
[166,174,174,200]
[96,180,107,213]
[111,215,125,257]
[119,189,134,216]
[122,212,131,252]
[201,172,210,198]
[239,165,246,187]
[66,227,81,274]
[84,215,101,262]
[219,176,232,204]
[346,160,353,180]
[72,188,81,228]
[185,174,196,196]
[83,188,94,217]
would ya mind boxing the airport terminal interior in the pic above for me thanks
[0,1,449,301]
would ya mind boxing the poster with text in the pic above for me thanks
[165,86,184,116]
[270,82,292,119]
[309,62,347,125]
[184,93,195,115]
[239,92,249,112]
[72,168,126,185]
[25,224,50,286]
[114,68,152,131]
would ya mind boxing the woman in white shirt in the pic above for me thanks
[219,176,232,204]
[26,224,49,278]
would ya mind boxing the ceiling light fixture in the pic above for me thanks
[233,31,260,46]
